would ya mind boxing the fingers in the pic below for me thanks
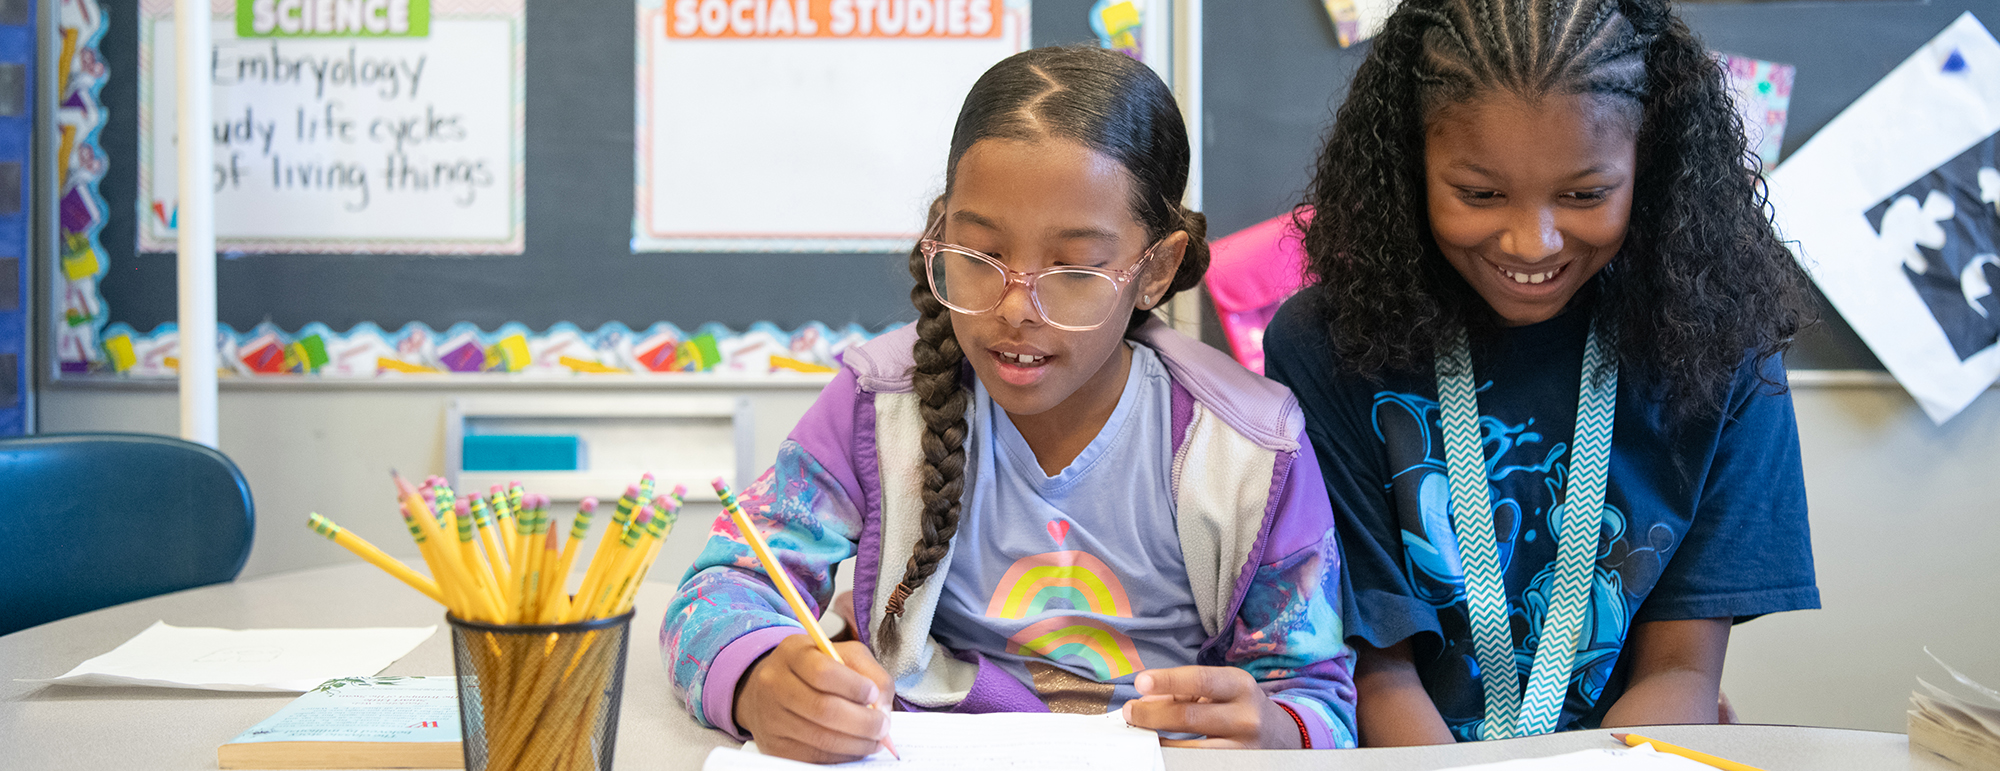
[1134,665,1257,702]
[739,636,892,763]
[786,637,883,706]
[1123,667,1275,747]
[834,640,896,709]
[1124,696,1263,741]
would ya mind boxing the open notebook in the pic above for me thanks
[703,711,1165,771]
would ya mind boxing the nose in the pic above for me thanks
[1499,207,1563,263]
[993,275,1042,328]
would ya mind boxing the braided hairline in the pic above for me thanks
[1299,0,1813,422]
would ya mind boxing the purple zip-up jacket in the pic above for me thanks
[661,318,1358,748]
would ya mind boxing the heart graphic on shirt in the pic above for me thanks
[1046,520,1070,547]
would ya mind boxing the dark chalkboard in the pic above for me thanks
[1202,0,2000,371]
[93,0,1099,336]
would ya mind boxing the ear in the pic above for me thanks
[1136,230,1189,311]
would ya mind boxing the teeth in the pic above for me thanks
[1000,352,1045,365]
[1501,265,1561,285]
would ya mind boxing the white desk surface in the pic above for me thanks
[0,563,1950,771]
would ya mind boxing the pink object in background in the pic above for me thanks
[1204,209,1311,374]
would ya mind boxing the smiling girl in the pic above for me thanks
[662,47,1357,762]
[1264,0,1819,746]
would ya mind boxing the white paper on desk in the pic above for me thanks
[18,621,435,692]
[1435,746,1716,770]
[705,711,1165,771]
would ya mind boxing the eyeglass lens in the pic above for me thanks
[932,249,1124,329]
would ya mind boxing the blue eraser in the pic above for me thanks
[462,435,581,472]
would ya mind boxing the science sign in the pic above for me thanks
[139,0,524,254]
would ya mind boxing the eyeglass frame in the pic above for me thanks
[919,231,1164,332]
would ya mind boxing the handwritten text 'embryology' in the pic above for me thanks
[208,41,493,211]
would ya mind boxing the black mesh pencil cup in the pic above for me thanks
[449,611,633,771]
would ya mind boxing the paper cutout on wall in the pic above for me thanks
[93,319,889,380]
[1767,12,2000,423]
[1090,0,1143,60]
[1716,52,1795,172]
[1321,0,1393,48]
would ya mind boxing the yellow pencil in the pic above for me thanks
[395,471,501,622]
[1614,733,1767,771]
[714,478,897,759]
[574,506,652,622]
[452,500,508,616]
[540,497,598,621]
[594,499,674,618]
[612,488,687,615]
[307,513,445,604]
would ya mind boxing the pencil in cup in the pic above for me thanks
[713,478,899,759]
[307,473,688,770]
[306,513,445,604]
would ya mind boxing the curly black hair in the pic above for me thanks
[1296,0,1813,419]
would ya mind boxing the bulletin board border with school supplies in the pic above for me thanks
[49,0,979,382]
[134,0,528,255]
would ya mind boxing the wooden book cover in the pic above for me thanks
[219,676,463,769]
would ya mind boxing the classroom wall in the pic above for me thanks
[35,382,824,599]
[37,378,2000,734]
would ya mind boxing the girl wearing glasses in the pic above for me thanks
[1264,0,1818,746]
[663,46,1357,762]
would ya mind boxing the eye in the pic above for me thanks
[1455,188,1502,204]
[1563,188,1612,204]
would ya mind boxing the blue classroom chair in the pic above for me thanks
[0,433,255,636]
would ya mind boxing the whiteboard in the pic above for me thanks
[138,0,526,254]
[633,0,1030,252]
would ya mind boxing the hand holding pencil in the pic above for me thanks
[715,478,901,764]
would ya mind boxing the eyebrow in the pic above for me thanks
[1447,161,1623,182]
[949,210,1125,244]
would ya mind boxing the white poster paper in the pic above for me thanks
[1767,12,2000,423]
[139,0,525,254]
[634,0,1030,253]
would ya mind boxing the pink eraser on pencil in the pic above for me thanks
[579,497,599,512]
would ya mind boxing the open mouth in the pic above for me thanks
[989,349,1054,386]
[1493,261,1567,285]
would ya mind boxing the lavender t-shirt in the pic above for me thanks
[928,344,1207,713]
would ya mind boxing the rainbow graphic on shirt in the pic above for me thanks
[987,550,1144,680]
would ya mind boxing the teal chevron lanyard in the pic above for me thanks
[1436,319,1617,739]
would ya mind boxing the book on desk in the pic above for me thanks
[218,676,462,769]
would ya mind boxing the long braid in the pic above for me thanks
[884,202,971,619]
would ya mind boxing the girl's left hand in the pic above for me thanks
[1121,666,1302,749]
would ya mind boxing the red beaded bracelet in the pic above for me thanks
[1273,700,1312,749]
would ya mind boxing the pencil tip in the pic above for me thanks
[1611,733,1628,741]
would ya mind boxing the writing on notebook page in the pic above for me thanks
[704,711,1165,771]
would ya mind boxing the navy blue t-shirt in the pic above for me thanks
[1265,291,1819,740]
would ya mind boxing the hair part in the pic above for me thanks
[883,46,1207,627]
[1298,0,1813,422]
